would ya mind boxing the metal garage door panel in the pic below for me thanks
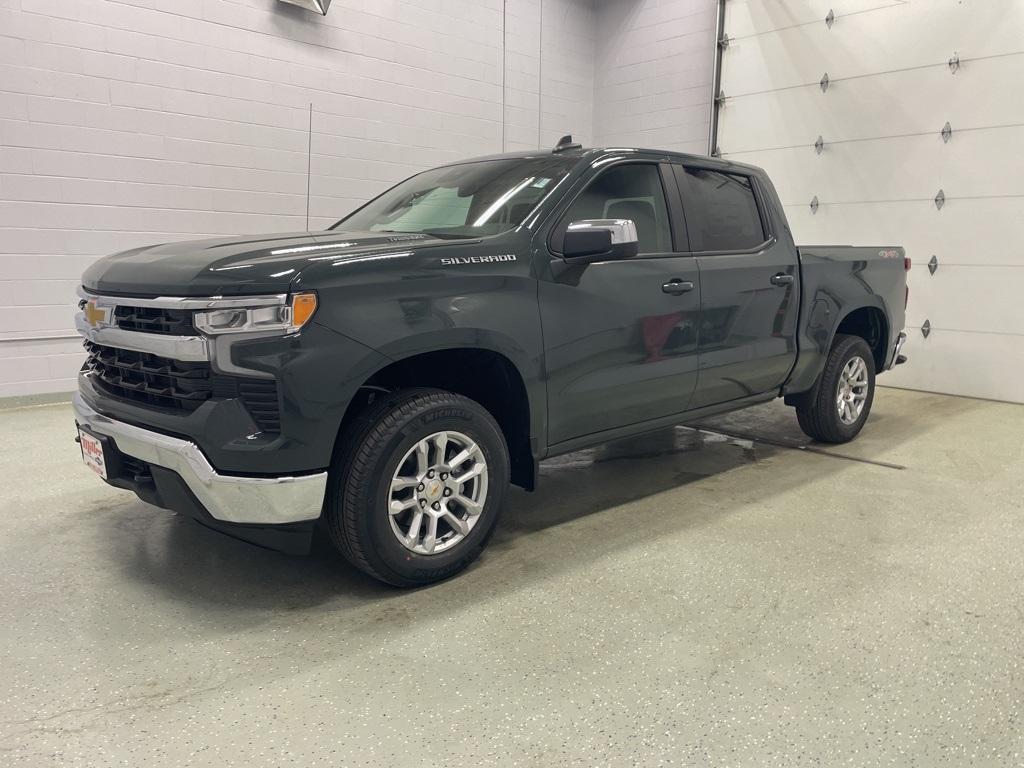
[721,0,1023,96]
[749,129,1024,204]
[884,330,1023,404]
[718,56,1017,152]
[904,267,1024,335]
[785,198,1024,269]
[724,0,903,40]
[718,0,1024,404]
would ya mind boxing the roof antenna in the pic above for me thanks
[552,134,582,153]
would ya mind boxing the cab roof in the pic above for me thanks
[441,145,763,176]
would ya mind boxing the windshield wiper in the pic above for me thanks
[420,230,477,240]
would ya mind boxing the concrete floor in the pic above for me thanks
[1,388,1023,766]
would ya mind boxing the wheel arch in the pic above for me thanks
[336,341,541,491]
[833,304,889,372]
[785,299,889,404]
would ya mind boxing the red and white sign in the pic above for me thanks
[79,429,107,479]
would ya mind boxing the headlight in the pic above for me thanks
[194,292,317,336]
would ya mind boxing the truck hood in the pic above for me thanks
[81,230,451,296]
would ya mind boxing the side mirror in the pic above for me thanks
[562,219,639,263]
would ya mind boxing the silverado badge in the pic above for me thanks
[440,254,517,266]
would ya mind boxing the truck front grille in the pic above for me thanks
[84,341,281,433]
[85,341,211,411]
[114,305,196,336]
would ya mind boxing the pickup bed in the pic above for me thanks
[74,142,907,586]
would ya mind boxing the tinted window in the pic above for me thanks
[676,167,765,252]
[561,164,672,254]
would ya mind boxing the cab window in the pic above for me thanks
[675,167,766,252]
[560,164,673,255]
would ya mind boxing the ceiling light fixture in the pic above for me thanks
[277,0,332,15]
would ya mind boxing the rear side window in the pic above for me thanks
[675,167,766,252]
[560,164,673,254]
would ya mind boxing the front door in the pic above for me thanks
[673,165,800,408]
[539,162,702,446]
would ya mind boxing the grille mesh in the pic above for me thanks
[114,305,196,336]
[84,341,280,433]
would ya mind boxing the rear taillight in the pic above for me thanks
[904,257,912,271]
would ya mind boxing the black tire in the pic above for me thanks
[326,388,509,587]
[795,334,876,443]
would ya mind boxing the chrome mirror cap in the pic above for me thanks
[562,218,640,263]
[567,218,639,245]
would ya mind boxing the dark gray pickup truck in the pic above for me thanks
[74,140,908,586]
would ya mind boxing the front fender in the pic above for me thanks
[308,251,546,451]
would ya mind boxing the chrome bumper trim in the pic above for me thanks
[73,393,325,525]
[77,285,287,310]
[75,313,209,361]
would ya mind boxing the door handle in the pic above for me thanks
[770,273,794,287]
[662,279,695,295]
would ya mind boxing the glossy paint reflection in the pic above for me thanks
[691,240,801,408]
[539,256,702,445]
[500,424,776,536]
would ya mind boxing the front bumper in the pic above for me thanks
[73,393,326,527]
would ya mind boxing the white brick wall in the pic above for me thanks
[501,0,595,153]
[0,0,714,397]
[594,0,717,153]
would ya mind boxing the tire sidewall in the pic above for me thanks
[826,337,876,440]
[349,399,509,583]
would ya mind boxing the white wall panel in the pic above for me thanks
[902,267,1024,336]
[883,330,1023,405]
[538,0,597,151]
[752,128,1024,204]
[720,55,1021,151]
[724,0,904,39]
[785,198,1024,269]
[719,0,1024,403]
[594,0,718,154]
[723,1,1024,94]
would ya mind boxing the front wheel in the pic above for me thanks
[795,334,876,443]
[326,388,509,587]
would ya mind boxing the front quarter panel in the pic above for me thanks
[297,232,546,443]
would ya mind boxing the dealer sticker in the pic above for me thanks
[79,429,108,479]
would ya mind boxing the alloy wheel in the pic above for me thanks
[836,355,869,425]
[388,430,488,555]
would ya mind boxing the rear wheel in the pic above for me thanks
[795,334,876,443]
[326,388,509,587]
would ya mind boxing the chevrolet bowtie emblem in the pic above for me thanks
[83,301,107,328]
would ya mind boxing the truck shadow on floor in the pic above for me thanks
[95,390,959,623]
[101,425,776,615]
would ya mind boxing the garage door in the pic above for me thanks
[715,0,1024,403]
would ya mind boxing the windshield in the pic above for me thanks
[331,157,577,238]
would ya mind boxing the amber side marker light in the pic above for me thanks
[291,292,318,329]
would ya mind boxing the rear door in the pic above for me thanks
[540,161,702,445]
[673,165,800,408]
